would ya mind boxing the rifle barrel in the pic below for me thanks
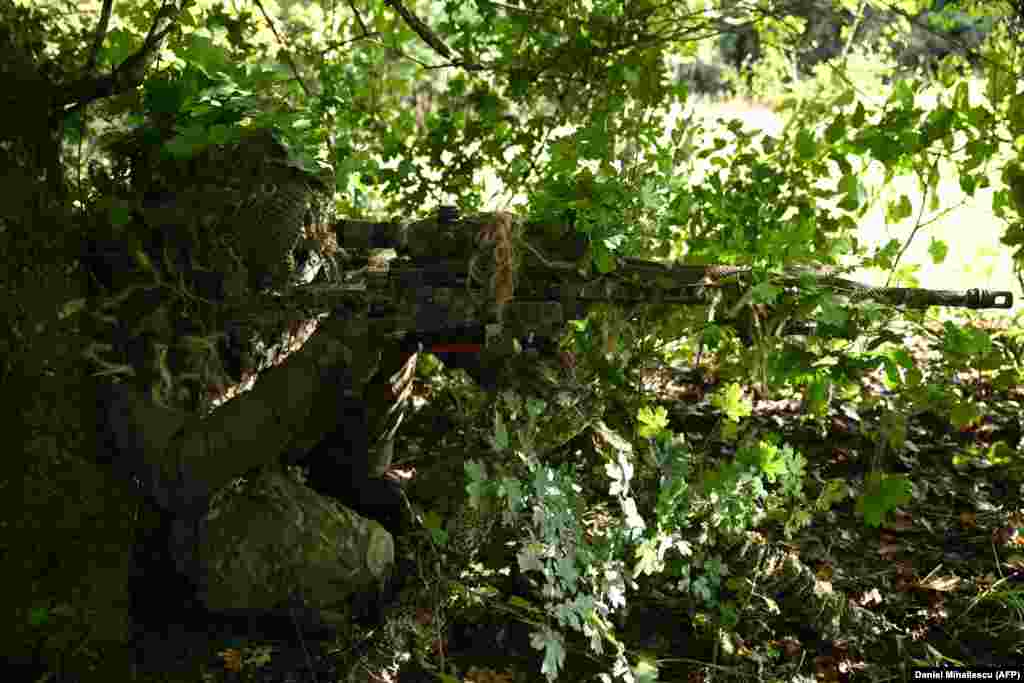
[856,287,1013,309]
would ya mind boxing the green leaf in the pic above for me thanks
[527,397,548,418]
[892,78,914,109]
[887,194,913,223]
[492,410,509,451]
[633,655,660,683]
[533,629,566,679]
[803,376,832,418]
[856,472,912,527]
[143,74,190,116]
[949,399,981,430]
[711,383,753,422]
[851,101,866,128]
[986,441,1016,465]
[165,125,210,159]
[108,204,132,228]
[465,460,490,509]
[927,238,948,264]
[1003,163,1024,215]
[1008,94,1024,135]
[818,296,849,328]
[942,321,992,357]
[785,506,813,538]
[825,116,847,144]
[691,576,714,603]
[959,172,978,196]
[634,538,664,576]
[592,241,616,273]
[755,443,787,481]
[837,172,866,211]
[27,606,51,627]
[423,510,448,546]
[796,128,816,160]
[751,281,782,305]
[987,59,1015,104]
[181,34,232,77]
[133,249,158,275]
[881,409,907,450]
[637,405,669,439]
[815,479,849,511]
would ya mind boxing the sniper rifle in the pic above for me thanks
[254,207,1015,365]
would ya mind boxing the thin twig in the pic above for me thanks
[253,0,311,98]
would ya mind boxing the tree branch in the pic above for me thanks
[383,0,485,71]
[84,0,114,74]
[58,2,179,116]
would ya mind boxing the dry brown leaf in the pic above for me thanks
[958,511,977,529]
[878,539,901,560]
[465,667,514,683]
[219,648,242,673]
[918,575,961,592]
[887,510,915,531]
[814,654,840,682]
[894,561,916,579]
